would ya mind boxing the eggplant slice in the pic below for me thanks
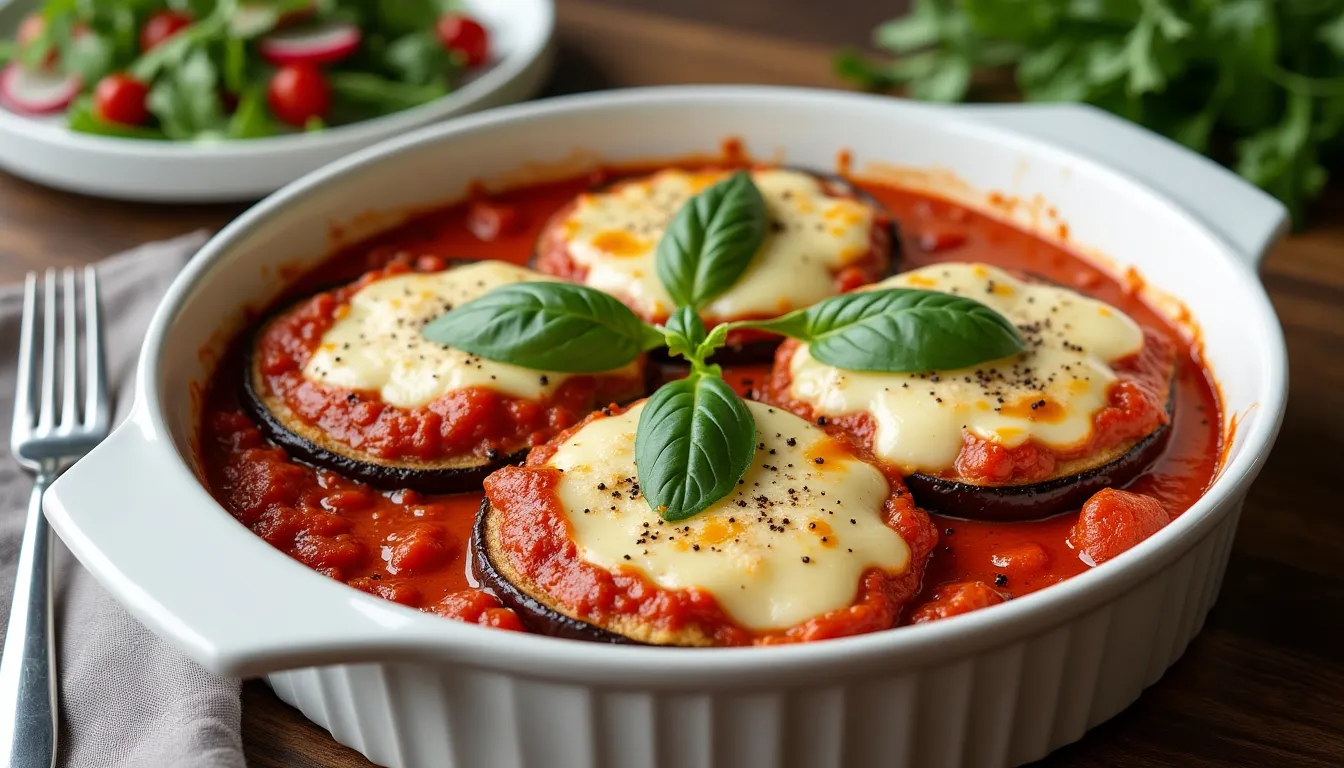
[240,264,651,494]
[905,378,1177,522]
[240,316,527,494]
[532,166,902,366]
[472,497,641,644]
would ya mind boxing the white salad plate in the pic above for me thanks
[0,0,554,202]
[45,86,1288,768]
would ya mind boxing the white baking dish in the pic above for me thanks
[43,86,1288,768]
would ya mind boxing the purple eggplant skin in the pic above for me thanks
[471,497,641,644]
[906,421,1173,523]
[237,264,655,494]
[240,358,524,493]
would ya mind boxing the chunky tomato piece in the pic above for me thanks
[140,10,192,52]
[93,74,150,126]
[989,542,1051,576]
[267,64,330,127]
[1070,488,1169,566]
[466,201,524,241]
[348,577,421,606]
[386,524,457,575]
[909,581,1006,623]
[432,589,524,630]
[437,14,489,67]
[917,228,967,253]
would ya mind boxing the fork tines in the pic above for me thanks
[11,267,108,454]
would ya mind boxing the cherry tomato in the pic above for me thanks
[93,74,150,126]
[267,64,330,127]
[140,10,192,53]
[436,13,489,67]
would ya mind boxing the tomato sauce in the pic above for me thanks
[256,259,643,461]
[484,405,939,645]
[198,168,1222,634]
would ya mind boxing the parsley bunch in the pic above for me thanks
[837,0,1344,225]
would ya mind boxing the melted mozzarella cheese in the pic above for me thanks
[559,168,876,321]
[788,263,1145,475]
[305,261,597,408]
[549,400,909,631]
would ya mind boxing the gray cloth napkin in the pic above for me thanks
[0,232,245,768]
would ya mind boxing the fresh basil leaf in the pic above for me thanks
[655,171,767,310]
[663,306,707,362]
[421,282,665,373]
[696,323,731,361]
[635,374,756,522]
[751,289,1023,372]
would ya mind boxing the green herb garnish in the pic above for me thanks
[423,172,1026,521]
[836,0,1344,224]
[6,0,474,141]
[656,170,767,310]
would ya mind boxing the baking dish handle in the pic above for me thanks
[959,103,1290,268]
[44,416,450,678]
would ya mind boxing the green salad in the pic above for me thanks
[0,0,491,140]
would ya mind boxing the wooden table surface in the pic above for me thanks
[3,1,1343,766]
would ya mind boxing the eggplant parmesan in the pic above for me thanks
[475,399,939,646]
[534,167,899,362]
[763,262,1177,521]
[243,260,648,492]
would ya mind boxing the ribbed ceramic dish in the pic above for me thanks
[44,86,1289,768]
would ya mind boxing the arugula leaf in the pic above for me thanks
[420,282,665,373]
[147,47,227,140]
[67,96,167,139]
[222,36,248,95]
[226,86,276,139]
[384,30,455,86]
[635,374,756,523]
[743,289,1024,372]
[655,171,767,310]
[329,71,448,114]
[61,30,115,84]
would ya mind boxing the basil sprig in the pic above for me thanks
[421,282,665,373]
[635,372,756,522]
[422,172,1025,521]
[656,171,767,310]
[746,289,1024,372]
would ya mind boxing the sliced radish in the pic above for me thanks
[259,21,361,67]
[0,64,81,116]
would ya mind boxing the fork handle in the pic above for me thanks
[0,475,58,768]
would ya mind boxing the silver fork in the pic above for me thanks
[0,268,108,768]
